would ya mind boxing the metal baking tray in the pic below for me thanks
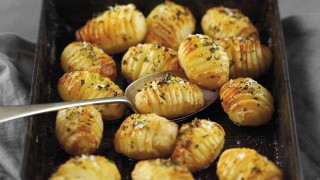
[22,0,302,179]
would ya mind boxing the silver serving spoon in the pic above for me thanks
[0,70,219,123]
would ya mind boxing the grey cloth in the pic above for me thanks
[283,14,320,179]
[0,33,35,180]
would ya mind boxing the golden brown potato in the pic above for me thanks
[121,43,181,83]
[76,4,147,54]
[114,113,178,160]
[135,73,204,119]
[55,106,103,156]
[57,71,126,121]
[220,78,274,126]
[201,6,258,39]
[217,148,283,180]
[171,119,225,172]
[61,41,117,81]
[178,34,229,90]
[144,1,196,50]
[216,37,272,79]
[49,155,121,180]
[132,158,194,180]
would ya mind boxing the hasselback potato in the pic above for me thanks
[171,119,225,172]
[135,73,204,119]
[201,6,258,39]
[132,158,194,180]
[61,41,117,81]
[76,4,147,54]
[217,148,283,180]
[220,78,274,126]
[114,113,178,160]
[216,36,272,79]
[55,106,103,156]
[50,155,121,180]
[178,34,229,90]
[57,71,126,121]
[144,1,196,50]
[121,43,180,83]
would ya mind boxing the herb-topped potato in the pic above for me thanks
[144,1,196,50]
[220,78,274,126]
[178,34,229,90]
[132,158,194,180]
[57,71,126,121]
[135,73,204,119]
[201,6,259,39]
[217,148,283,180]
[61,41,117,81]
[114,113,178,160]
[55,106,103,156]
[121,43,180,83]
[171,118,225,172]
[76,4,147,55]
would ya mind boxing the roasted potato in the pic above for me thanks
[114,113,178,160]
[132,158,194,180]
[61,41,117,81]
[76,4,147,54]
[57,71,126,121]
[55,106,103,156]
[50,155,121,180]
[135,73,204,119]
[216,36,272,79]
[171,119,225,172]
[178,34,229,90]
[217,148,283,180]
[220,78,274,126]
[121,43,180,83]
[201,6,258,39]
[144,1,196,50]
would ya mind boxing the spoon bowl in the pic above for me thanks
[0,70,219,123]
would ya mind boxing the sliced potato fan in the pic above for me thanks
[55,106,103,156]
[132,158,194,180]
[76,4,147,54]
[61,41,117,81]
[145,1,196,50]
[121,43,180,83]
[57,71,126,121]
[114,113,178,160]
[220,78,274,126]
[217,148,283,180]
[135,73,204,119]
[201,6,258,39]
[171,118,225,173]
[178,34,229,90]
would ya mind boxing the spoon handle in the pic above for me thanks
[0,96,135,123]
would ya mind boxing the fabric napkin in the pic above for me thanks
[0,32,35,180]
[282,14,320,179]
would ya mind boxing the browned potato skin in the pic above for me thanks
[220,78,274,126]
[145,1,196,50]
[57,71,126,121]
[132,158,194,180]
[216,37,272,79]
[171,119,225,173]
[201,6,259,39]
[61,41,117,81]
[121,43,181,83]
[76,4,147,55]
[135,74,204,119]
[114,113,178,160]
[178,34,229,90]
[217,148,283,180]
[55,106,103,156]
[50,155,121,180]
